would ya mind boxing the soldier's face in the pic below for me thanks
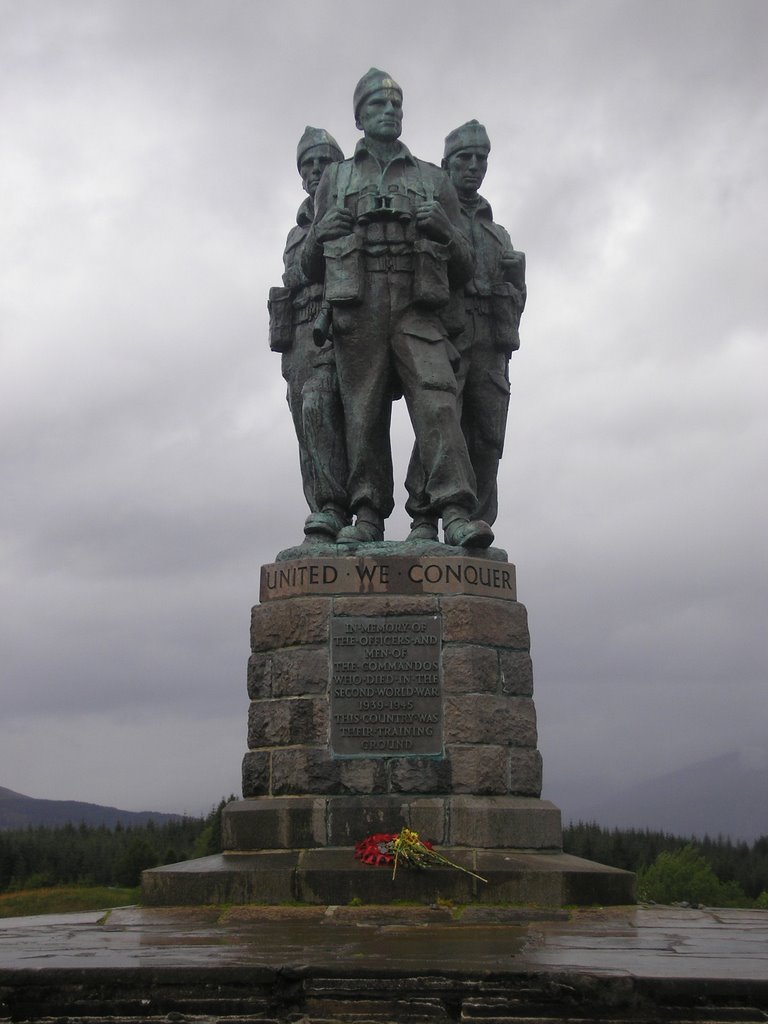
[446,147,488,197]
[299,145,338,198]
[356,89,403,142]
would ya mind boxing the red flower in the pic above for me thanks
[354,833,397,866]
[354,832,435,867]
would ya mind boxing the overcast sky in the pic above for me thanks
[2,0,766,823]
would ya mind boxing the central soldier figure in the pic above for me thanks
[302,69,493,549]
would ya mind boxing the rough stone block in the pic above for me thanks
[332,595,438,616]
[406,797,447,843]
[446,744,509,794]
[440,596,529,647]
[247,697,328,748]
[325,795,447,845]
[271,646,329,697]
[271,748,338,794]
[271,748,387,796]
[339,758,389,795]
[326,796,409,845]
[444,695,537,747]
[241,750,270,798]
[448,796,562,849]
[388,756,452,794]
[508,748,543,796]
[442,644,499,694]
[251,597,330,652]
[222,797,326,850]
[499,650,534,696]
[247,653,272,699]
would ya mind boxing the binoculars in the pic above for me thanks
[355,190,412,224]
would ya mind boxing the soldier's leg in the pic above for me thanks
[402,307,476,541]
[404,442,439,541]
[281,325,319,513]
[461,343,510,527]
[392,316,492,548]
[301,350,351,539]
[331,281,395,540]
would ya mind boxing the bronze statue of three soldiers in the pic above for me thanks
[268,69,526,551]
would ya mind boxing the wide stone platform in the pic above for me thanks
[1,904,767,1022]
[142,847,632,907]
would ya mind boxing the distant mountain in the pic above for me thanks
[557,749,768,842]
[0,786,184,830]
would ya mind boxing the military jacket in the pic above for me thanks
[302,139,473,287]
[460,194,526,313]
[282,197,323,298]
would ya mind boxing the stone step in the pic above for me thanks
[142,847,634,907]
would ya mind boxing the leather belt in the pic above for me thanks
[364,254,414,272]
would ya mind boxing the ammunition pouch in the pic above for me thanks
[267,286,293,352]
[413,237,451,309]
[323,234,364,305]
[491,282,521,355]
[291,283,324,325]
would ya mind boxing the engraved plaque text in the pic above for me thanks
[330,614,442,758]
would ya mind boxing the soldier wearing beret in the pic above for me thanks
[268,127,350,541]
[302,70,493,548]
[406,121,526,535]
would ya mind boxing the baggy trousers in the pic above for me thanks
[457,309,511,527]
[405,306,510,526]
[332,267,477,521]
[282,318,348,513]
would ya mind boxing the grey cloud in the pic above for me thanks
[1,0,766,817]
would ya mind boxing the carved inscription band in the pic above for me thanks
[260,556,517,602]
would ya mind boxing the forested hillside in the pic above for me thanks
[0,800,231,889]
[565,821,768,905]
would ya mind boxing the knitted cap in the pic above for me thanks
[353,68,402,118]
[296,126,343,170]
[443,120,491,160]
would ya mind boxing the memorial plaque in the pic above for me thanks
[330,614,443,758]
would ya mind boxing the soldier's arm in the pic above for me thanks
[301,165,354,283]
[497,224,526,313]
[282,227,307,290]
[300,172,332,283]
[435,173,473,286]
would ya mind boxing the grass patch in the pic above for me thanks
[0,885,140,918]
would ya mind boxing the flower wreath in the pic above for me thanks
[354,832,434,867]
[354,828,486,882]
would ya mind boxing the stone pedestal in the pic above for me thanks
[143,551,634,907]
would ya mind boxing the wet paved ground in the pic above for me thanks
[1,905,767,1021]
[0,903,766,978]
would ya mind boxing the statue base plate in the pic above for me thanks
[276,538,509,562]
